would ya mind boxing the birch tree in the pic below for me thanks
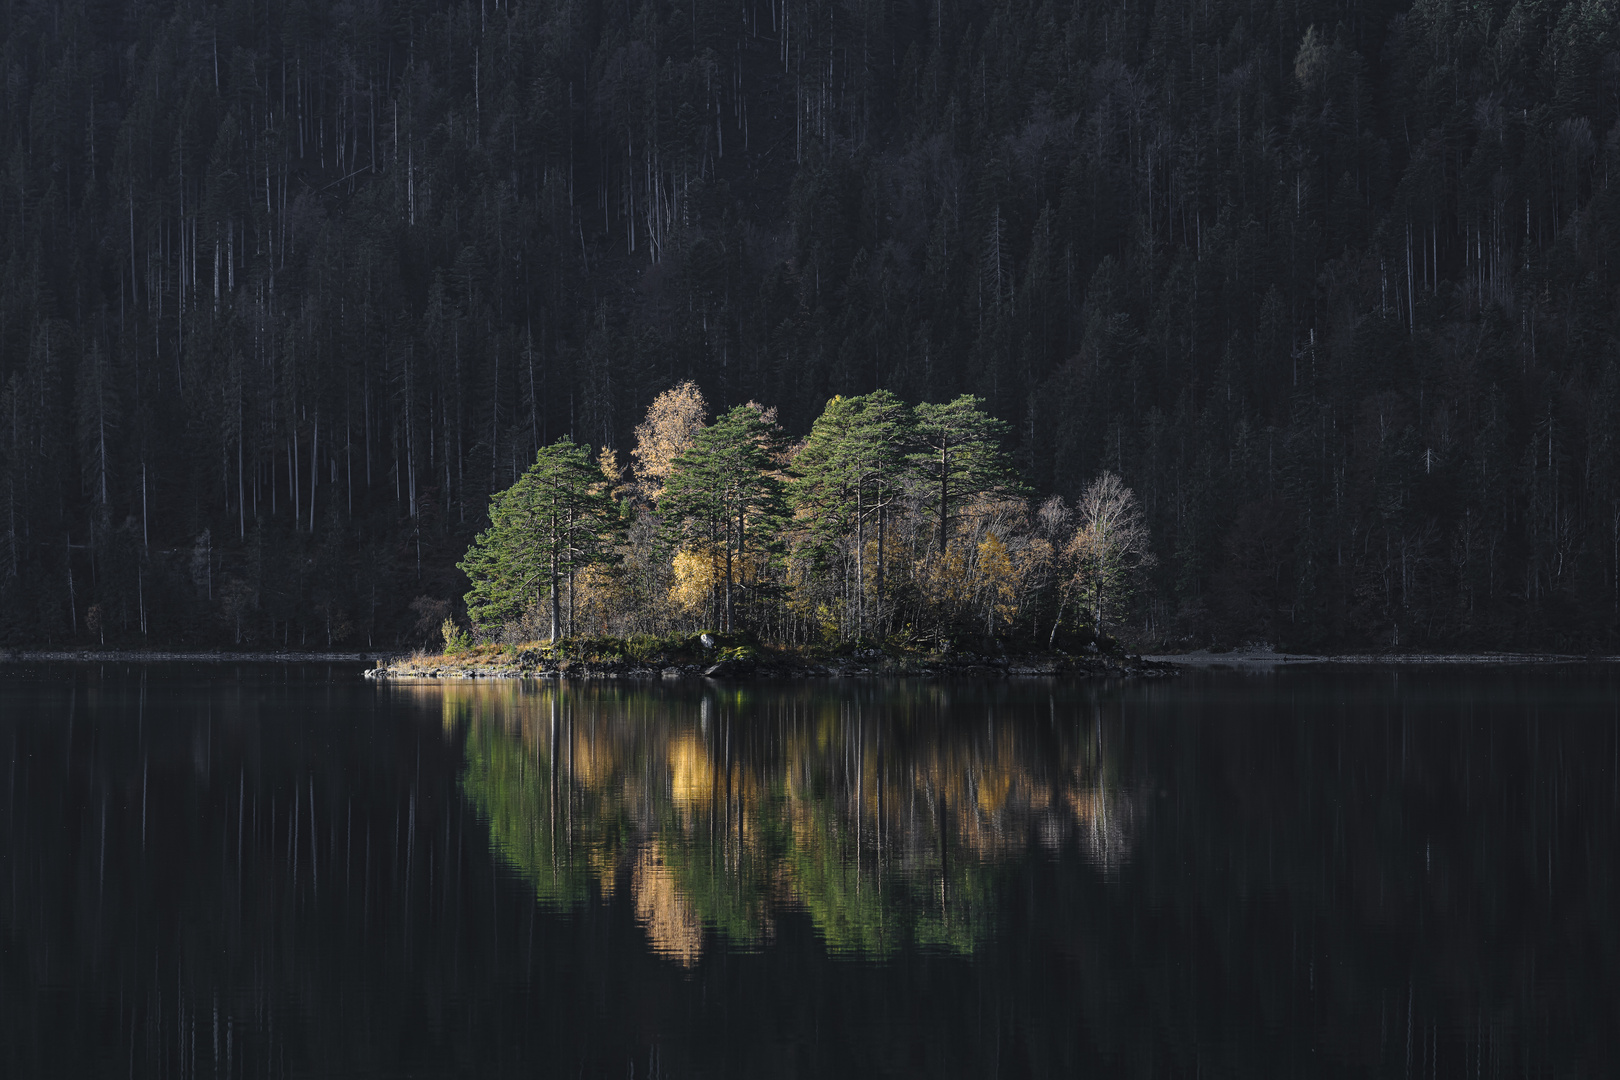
[1067,473,1155,629]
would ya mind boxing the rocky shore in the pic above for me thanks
[366,646,1177,682]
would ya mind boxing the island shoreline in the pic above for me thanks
[1,647,1611,678]
[363,651,1177,681]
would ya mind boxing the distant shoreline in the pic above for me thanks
[1,647,1612,672]
[1145,648,1618,665]
[0,649,402,663]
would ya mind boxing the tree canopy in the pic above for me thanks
[463,391,1117,649]
[658,404,788,632]
[912,396,1024,553]
[458,439,617,641]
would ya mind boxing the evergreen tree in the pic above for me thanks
[459,439,618,642]
[658,405,788,633]
[789,391,915,636]
[912,395,1024,553]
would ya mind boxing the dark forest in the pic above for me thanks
[3,0,1619,649]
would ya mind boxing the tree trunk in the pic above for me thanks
[549,546,561,643]
[726,508,737,633]
[855,484,865,637]
[876,497,886,635]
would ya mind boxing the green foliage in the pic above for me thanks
[625,633,675,664]
[912,396,1026,550]
[789,391,919,635]
[441,618,473,655]
[791,392,916,551]
[459,438,620,640]
[658,405,790,632]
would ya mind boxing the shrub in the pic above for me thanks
[441,617,473,655]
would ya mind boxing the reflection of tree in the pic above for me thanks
[11,670,1614,1076]
[433,681,1137,963]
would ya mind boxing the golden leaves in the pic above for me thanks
[630,381,708,502]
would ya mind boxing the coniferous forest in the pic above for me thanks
[4,0,1620,650]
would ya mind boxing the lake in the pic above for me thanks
[1,663,1615,1077]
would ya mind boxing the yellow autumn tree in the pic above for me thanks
[669,544,723,617]
[631,381,708,502]
[977,533,1020,634]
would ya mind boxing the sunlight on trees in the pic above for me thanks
[460,391,1145,649]
[631,382,709,503]
[976,534,1020,634]
[1067,473,1157,629]
[457,439,619,641]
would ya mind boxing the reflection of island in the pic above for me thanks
[424,682,1137,963]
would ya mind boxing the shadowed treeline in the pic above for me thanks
[7,0,1620,650]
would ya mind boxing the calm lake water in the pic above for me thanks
[1,664,1616,1078]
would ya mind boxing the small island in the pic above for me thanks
[367,629,1176,681]
[373,385,1175,683]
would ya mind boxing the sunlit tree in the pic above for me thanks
[790,391,915,636]
[1066,473,1156,629]
[459,439,620,641]
[631,382,709,503]
[659,404,788,631]
[912,396,1023,553]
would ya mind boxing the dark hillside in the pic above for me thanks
[2,0,1617,648]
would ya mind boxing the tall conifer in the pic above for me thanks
[659,405,787,632]
[912,395,1023,553]
[459,438,618,641]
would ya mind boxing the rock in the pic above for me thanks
[699,633,716,650]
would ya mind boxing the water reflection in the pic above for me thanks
[3,664,1617,1077]
[424,681,1136,962]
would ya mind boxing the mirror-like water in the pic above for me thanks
[1,664,1615,1077]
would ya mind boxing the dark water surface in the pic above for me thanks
[1,664,1616,1077]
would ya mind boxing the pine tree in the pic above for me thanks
[790,391,915,637]
[659,404,787,632]
[459,438,618,641]
[912,395,1023,553]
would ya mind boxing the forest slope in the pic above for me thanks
[1,0,1618,649]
